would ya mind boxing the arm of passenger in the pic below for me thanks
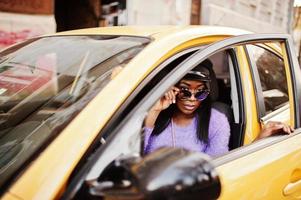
[204,113,230,157]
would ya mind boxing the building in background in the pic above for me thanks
[0,0,55,49]
[55,0,126,31]
[126,0,294,34]
[100,0,127,26]
[293,6,301,63]
[126,0,192,25]
[201,0,293,33]
[0,0,296,50]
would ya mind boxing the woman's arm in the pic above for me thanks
[255,121,294,141]
[144,87,179,128]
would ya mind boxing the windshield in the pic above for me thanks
[0,35,150,189]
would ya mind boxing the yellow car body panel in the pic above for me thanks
[235,46,261,145]
[217,133,301,199]
[1,193,18,200]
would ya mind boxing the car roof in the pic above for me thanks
[53,25,251,39]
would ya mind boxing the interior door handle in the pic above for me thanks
[283,179,301,196]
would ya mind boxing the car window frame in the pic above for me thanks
[227,48,246,149]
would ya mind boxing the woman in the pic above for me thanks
[144,60,230,157]
[143,60,294,157]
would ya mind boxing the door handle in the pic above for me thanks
[283,179,301,196]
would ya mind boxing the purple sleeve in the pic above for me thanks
[204,109,230,157]
[143,127,153,153]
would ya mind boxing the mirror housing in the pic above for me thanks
[90,147,221,200]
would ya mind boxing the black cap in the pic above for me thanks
[183,59,212,90]
[185,67,210,82]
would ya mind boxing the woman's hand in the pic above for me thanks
[256,121,294,140]
[150,86,180,112]
[144,87,179,128]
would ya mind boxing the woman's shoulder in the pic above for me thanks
[209,107,231,135]
[210,107,228,120]
[210,102,233,122]
[209,107,231,130]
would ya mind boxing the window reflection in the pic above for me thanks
[0,35,150,188]
[247,44,289,114]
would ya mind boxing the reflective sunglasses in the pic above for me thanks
[178,87,210,101]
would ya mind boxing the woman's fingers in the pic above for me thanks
[168,90,174,104]
[265,121,293,135]
[164,87,179,104]
[152,87,179,111]
[164,92,169,100]
[283,124,293,134]
[171,86,179,103]
[166,91,172,104]
[170,90,176,104]
[256,121,294,141]
[172,86,180,93]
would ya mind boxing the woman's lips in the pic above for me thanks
[183,104,196,111]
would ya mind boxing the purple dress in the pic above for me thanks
[144,108,230,157]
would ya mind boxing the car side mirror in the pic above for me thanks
[89,147,221,200]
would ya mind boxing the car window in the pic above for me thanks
[70,46,238,198]
[0,35,150,188]
[141,48,243,157]
[246,44,289,115]
[75,48,196,189]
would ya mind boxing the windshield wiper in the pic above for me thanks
[69,51,90,97]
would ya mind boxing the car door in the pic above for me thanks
[62,34,301,199]
[179,34,301,199]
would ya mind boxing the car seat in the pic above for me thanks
[202,59,238,150]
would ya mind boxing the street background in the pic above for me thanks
[0,0,300,62]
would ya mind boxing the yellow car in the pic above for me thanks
[0,26,301,200]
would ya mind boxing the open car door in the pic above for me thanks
[175,33,301,199]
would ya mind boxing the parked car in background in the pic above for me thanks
[0,26,301,200]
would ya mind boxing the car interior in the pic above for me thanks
[140,47,245,157]
[206,50,244,150]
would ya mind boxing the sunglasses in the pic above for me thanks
[178,87,209,101]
